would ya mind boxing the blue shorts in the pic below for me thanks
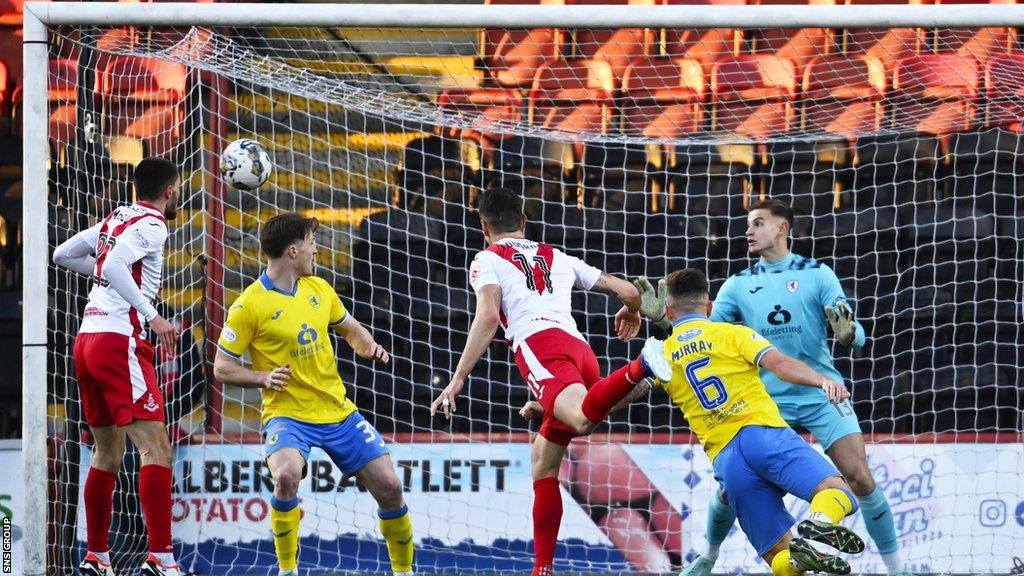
[713,425,840,557]
[263,412,390,477]
[778,398,862,451]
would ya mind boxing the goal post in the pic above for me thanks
[22,3,1024,575]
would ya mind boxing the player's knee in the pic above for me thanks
[572,419,595,436]
[814,474,852,495]
[273,466,303,497]
[843,469,875,496]
[373,475,405,510]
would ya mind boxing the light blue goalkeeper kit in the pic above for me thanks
[711,252,865,438]
[705,252,900,561]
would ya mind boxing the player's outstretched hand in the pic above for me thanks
[519,400,544,421]
[634,277,671,329]
[824,300,856,345]
[363,342,390,364]
[821,378,850,403]
[614,306,642,341]
[150,315,178,354]
[261,364,292,392]
[430,378,465,420]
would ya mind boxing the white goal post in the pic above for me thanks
[21,3,1024,575]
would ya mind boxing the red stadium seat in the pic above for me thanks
[984,52,1024,131]
[528,57,615,134]
[42,59,78,156]
[662,0,745,70]
[891,53,980,136]
[99,56,186,159]
[802,54,886,137]
[621,56,705,137]
[841,0,925,76]
[480,0,565,87]
[437,87,523,148]
[573,27,656,82]
[932,0,1016,63]
[711,54,796,139]
[751,0,836,80]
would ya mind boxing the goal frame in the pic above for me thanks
[21,3,1024,574]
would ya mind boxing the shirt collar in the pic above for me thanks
[757,252,797,272]
[259,271,298,296]
[672,313,706,328]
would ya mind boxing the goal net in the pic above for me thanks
[27,4,1023,575]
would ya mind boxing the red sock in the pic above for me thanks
[84,467,117,553]
[580,358,645,424]
[139,464,174,553]
[532,476,562,576]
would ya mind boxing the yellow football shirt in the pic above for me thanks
[217,273,357,424]
[659,314,788,461]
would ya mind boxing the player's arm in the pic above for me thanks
[592,273,643,341]
[758,348,850,403]
[430,283,502,420]
[52,224,101,276]
[213,349,291,391]
[98,223,177,351]
[331,314,389,363]
[818,265,866,347]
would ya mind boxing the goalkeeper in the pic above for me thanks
[636,199,910,576]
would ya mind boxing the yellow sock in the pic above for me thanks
[771,549,805,576]
[270,497,302,572]
[810,487,856,524]
[378,505,414,573]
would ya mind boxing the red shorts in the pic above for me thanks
[73,332,165,428]
[513,328,600,445]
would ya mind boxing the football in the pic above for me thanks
[220,138,272,190]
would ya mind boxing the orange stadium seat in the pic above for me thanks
[99,56,186,160]
[620,55,705,138]
[841,0,926,76]
[932,0,1016,64]
[751,0,836,80]
[891,53,980,137]
[662,0,745,71]
[528,57,615,134]
[42,59,78,158]
[480,0,565,87]
[984,52,1024,130]
[573,27,656,82]
[437,87,523,152]
[802,54,886,137]
[711,54,796,139]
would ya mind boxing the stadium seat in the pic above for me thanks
[801,54,886,138]
[983,53,1024,131]
[762,140,849,216]
[577,143,664,212]
[620,56,705,138]
[44,59,78,160]
[932,0,1015,64]
[890,53,980,138]
[572,25,656,83]
[486,136,575,218]
[841,0,925,76]
[479,0,565,87]
[98,56,186,160]
[396,134,477,210]
[528,57,616,135]
[751,0,836,80]
[850,133,941,207]
[438,88,523,150]
[710,55,796,139]
[662,0,744,71]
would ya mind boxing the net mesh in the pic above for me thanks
[41,16,1023,576]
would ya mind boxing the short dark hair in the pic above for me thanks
[260,212,319,259]
[749,198,794,232]
[666,268,710,302]
[477,187,524,234]
[133,157,179,201]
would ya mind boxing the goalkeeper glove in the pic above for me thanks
[824,300,856,346]
[634,276,672,330]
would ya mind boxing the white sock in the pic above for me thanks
[809,511,833,524]
[89,551,111,565]
[881,551,902,574]
[394,572,415,576]
[705,542,721,562]
[152,552,177,567]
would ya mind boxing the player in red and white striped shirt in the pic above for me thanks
[430,187,672,576]
[52,157,183,576]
